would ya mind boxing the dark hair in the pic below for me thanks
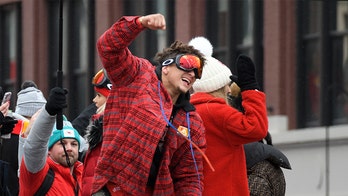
[153,40,206,67]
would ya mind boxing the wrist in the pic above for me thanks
[137,16,144,26]
[240,82,259,92]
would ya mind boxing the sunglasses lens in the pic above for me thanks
[178,55,202,78]
[92,69,106,86]
[179,55,201,69]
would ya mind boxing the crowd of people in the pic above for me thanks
[0,13,291,196]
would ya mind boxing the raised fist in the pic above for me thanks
[45,87,68,116]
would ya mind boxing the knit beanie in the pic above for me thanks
[189,37,232,93]
[94,86,110,98]
[15,86,47,117]
[48,119,81,150]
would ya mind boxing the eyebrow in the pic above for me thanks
[59,139,78,144]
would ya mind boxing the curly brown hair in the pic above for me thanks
[153,40,206,67]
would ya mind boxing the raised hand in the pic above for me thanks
[45,87,68,116]
[0,101,10,116]
[138,13,166,30]
[234,54,260,91]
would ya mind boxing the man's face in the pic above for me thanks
[162,64,197,95]
[48,138,79,167]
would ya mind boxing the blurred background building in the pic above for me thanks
[1,0,347,195]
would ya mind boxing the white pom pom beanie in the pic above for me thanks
[193,56,232,93]
[189,36,232,93]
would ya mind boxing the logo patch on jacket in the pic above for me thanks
[177,126,189,137]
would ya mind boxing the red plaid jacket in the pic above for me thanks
[92,16,207,195]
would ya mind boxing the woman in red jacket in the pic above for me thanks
[189,37,268,196]
[81,69,111,196]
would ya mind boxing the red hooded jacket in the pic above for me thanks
[20,157,83,195]
[191,91,268,196]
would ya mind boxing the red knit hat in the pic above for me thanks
[94,86,110,97]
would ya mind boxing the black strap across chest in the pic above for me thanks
[34,168,55,196]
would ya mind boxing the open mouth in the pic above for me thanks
[182,78,191,86]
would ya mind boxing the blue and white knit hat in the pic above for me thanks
[48,119,81,150]
[15,86,47,117]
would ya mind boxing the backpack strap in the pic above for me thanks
[34,167,55,196]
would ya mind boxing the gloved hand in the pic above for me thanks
[233,54,259,91]
[45,87,68,116]
[0,116,18,135]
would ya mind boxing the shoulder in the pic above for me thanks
[19,162,50,193]
[245,142,292,169]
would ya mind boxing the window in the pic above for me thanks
[0,3,21,107]
[330,1,348,124]
[206,0,229,63]
[297,0,348,127]
[206,0,263,89]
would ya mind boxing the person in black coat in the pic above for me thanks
[244,132,291,196]
[228,82,292,196]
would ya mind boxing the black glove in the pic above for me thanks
[233,54,259,91]
[45,87,68,116]
[0,116,18,135]
[0,111,4,125]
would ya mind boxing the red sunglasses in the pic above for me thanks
[161,54,203,79]
[92,69,112,90]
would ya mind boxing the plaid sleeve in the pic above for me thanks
[96,16,145,87]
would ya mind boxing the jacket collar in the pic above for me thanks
[174,92,195,112]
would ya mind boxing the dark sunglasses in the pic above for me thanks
[92,69,112,90]
[161,54,203,79]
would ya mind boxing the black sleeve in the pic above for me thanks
[244,142,292,170]
[72,103,97,136]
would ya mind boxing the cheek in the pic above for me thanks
[51,145,63,153]
[100,96,107,104]
[48,147,62,159]
[225,85,231,94]
[96,97,106,108]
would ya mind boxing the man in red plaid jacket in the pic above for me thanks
[91,13,209,196]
